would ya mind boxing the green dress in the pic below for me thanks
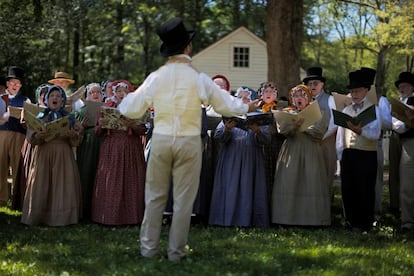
[75,105,102,219]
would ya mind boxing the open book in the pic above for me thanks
[85,100,103,127]
[332,104,376,128]
[390,98,414,128]
[101,106,149,130]
[272,101,322,132]
[332,88,377,111]
[332,92,352,111]
[68,85,85,102]
[24,110,70,142]
[23,101,44,115]
[8,106,23,119]
[222,111,274,130]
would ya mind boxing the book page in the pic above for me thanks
[272,101,322,132]
[8,106,23,119]
[332,92,352,111]
[101,106,150,130]
[44,116,70,142]
[23,102,43,116]
[68,85,85,102]
[367,86,378,105]
[85,100,103,127]
[24,110,70,142]
[390,98,414,128]
[24,110,44,132]
[101,106,127,130]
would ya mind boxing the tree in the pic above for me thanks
[267,0,304,98]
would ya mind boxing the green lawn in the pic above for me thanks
[0,186,413,275]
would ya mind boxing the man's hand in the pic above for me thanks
[247,99,260,112]
[346,121,362,135]
[293,118,305,129]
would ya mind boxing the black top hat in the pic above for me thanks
[394,72,414,88]
[347,68,375,89]
[302,67,326,84]
[360,67,376,86]
[6,66,24,81]
[157,17,196,57]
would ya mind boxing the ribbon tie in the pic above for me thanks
[353,102,364,112]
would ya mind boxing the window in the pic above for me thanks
[233,47,249,68]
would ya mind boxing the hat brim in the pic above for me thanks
[48,78,75,84]
[160,31,196,57]
[303,76,326,84]
[395,79,414,88]
[6,76,23,81]
[347,82,369,89]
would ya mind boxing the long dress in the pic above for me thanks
[271,111,330,226]
[209,121,271,227]
[11,139,33,211]
[91,109,147,225]
[75,106,101,219]
[21,125,82,226]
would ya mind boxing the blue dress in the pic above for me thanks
[209,121,271,227]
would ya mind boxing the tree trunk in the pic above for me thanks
[375,45,389,97]
[266,0,303,99]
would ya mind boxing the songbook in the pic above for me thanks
[68,85,85,102]
[332,104,376,128]
[101,106,149,130]
[222,111,274,130]
[367,86,378,105]
[390,98,414,128]
[85,100,103,127]
[23,101,44,116]
[8,106,23,119]
[272,101,322,132]
[332,92,352,111]
[332,88,378,111]
[24,110,70,142]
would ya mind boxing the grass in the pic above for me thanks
[0,186,413,275]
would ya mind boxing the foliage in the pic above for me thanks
[0,186,414,275]
[0,0,413,99]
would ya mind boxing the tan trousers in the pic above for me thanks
[140,134,202,261]
[0,131,25,204]
[400,138,414,226]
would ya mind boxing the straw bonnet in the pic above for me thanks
[48,71,75,84]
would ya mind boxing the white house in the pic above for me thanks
[192,26,306,92]
[192,26,267,92]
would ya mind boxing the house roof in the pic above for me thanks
[192,26,266,59]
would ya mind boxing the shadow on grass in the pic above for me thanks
[0,183,413,275]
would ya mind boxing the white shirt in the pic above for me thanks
[377,96,392,131]
[314,92,337,139]
[119,54,248,137]
[336,98,381,160]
